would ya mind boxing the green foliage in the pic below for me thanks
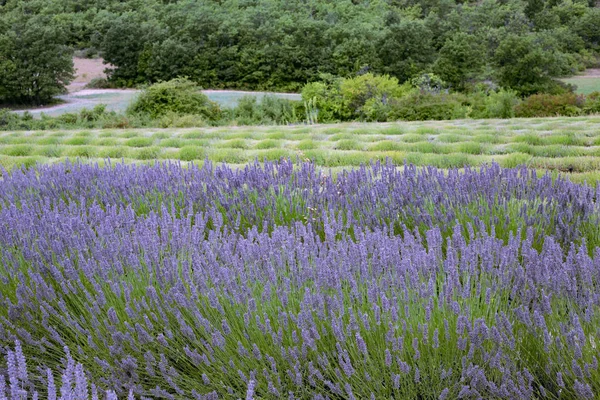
[85,78,113,89]
[410,73,448,94]
[433,32,485,91]
[232,95,300,125]
[178,146,205,162]
[514,93,584,117]
[301,75,347,123]
[301,73,411,122]
[127,78,221,120]
[583,92,600,114]
[493,33,572,96]
[340,73,411,120]
[388,92,469,121]
[378,19,435,83]
[0,14,74,105]
[484,90,521,119]
[574,8,600,51]
[470,90,521,119]
[0,0,597,100]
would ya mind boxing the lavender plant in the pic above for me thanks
[0,160,599,398]
[0,340,122,400]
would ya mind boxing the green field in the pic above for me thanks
[562,77,600,95]
[3,116,600,183]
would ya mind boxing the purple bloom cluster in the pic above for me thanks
[0,340,121,400]
[0,160,599,398]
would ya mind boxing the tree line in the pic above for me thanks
[1,0,599,105]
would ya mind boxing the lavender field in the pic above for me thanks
[1,160,600,399]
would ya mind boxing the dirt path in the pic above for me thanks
[67,58,112,93]
[16,89,301,118]
[15,57,301,117]
[578,69,600,78]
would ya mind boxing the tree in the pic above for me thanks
[493,33,570,96]
[0,14,74,105]
[99,12,163,86]
[377,19,435,84]
[574,8,600,51]
[433,32,484,91]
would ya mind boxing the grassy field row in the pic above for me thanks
[2,116,600,181]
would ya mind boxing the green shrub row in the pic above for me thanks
[2,77,600,131]
[302,74,600,123]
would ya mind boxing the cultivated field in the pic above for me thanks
[2,157,600,398]
[3,116,600,182]
[3,117,600,398]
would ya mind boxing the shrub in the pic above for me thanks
[583,91,600,114]
[101,115,134,129]
[126,137,153,147]
[484,90,521,119]
[514,93,584,118]
[0,109,20,129]
[58,113,79,125]
[79,104,108,122]
[233,95,300,125]
[296,140,317,150]
[178,146,205,161]
[3,145,32,157]
[388,92,468,121]
[410,73,448,94]
[335,139,363,151]
[255,139,279,150]
[67,146,97,158]
[127,78,221,121]
[85,77,112,89]
[340,73,410,120]
[301,75,347,123]
[134,146,161,160]
[469,90,521,119]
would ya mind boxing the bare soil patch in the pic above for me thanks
[67,58,112,93]
[579,69,600,78]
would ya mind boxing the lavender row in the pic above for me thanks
[0,161,599,398]
[1,160,599,249]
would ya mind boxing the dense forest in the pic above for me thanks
[1,0,599,105]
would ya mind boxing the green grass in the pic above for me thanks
[562,77,600,95]
[2,116,600,184]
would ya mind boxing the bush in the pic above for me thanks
[469,90,521,119]
[233,95,300,125]
[157,112,206,128]
[301,75,348,123]
[410,73,448,94]
[583,91,600,114]
[127,78,221,121]
[514,93,584,118]
[85,77,113,89]
[484,90,521,118]
[0,109,20,129]
[388,92,469,121]
[79,104,108,122]
[301,73,411,122]
[340,73,410,120]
